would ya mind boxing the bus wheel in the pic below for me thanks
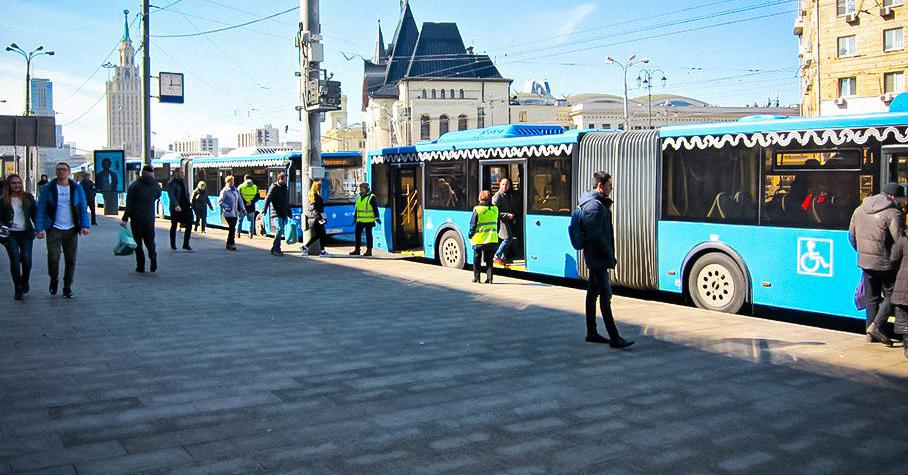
[438,230,465,269]
[687,253,747,314]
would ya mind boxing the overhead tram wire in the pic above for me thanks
[152,5,299,38]
[60,92,106,127]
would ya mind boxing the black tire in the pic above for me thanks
[437,230,466,269]
[687,252,747,314]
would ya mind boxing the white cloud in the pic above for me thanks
[558,3,597,39]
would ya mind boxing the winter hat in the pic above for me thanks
[882,183,905,198]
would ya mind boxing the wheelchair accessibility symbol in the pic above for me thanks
[797,238,833,277]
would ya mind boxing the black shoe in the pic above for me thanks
[484,277,493,284]
[182,246,193,252]
[136,267,145,273]
[150,259,157,273]
[62,288,74,299]
[472,276,480,283]
[49,279,58,296]
[363,250,373,257]
[349,250,361,256]
[609,336,635,349]
[585,333,610,344]
[271,249,283,256]
[14,288,23,301]
[22,282,29,294]
[866,324,893,347]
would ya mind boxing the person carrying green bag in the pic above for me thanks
[285,217,299,245]
[114,226,137,256]
[121,165,162,272]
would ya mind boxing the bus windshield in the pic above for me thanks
[325,166,363,203]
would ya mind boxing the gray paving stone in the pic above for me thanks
[73,447,193,475]
[4,440,124,473]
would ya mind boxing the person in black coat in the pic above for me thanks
[302,180,328,256]
[167,168,193,251]
[262,172,293,256]
[577,171,634,349]
[80,175,98,225]
[887,231,908,358]
[122,166,162,273]
[191,181,214,233]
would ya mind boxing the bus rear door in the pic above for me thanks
[480,161,525,265]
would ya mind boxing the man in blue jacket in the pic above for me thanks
[578,171,634,348]
[35,162,91,299]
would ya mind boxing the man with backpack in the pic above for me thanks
[569,171,634,349]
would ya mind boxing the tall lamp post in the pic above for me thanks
[606,54,648,131]
[637,68,667,130]
[6,43,54,192]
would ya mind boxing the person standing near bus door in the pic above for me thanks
[849,182,905,345]
[238,175,259,239]
[80,175,97,226]
[351,182,380,256]
[493,178,516,265]
[468,190,499,284]
[167,168,193,251]
[218,176,242,251]
[191,182,213,233]
[302,180,329,257]
[886,231,908,359]
[122,166,162,273]
[262,172,292,256]
[577,171,634,349]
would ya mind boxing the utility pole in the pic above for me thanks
[5,43,54,193]
[300,0,323,252]
[141,0,152,165]
[637,68,667,130]
[606,54,648,131]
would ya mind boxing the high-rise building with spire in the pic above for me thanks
[106,9,142,157]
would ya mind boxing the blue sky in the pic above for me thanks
[0,0,800,152]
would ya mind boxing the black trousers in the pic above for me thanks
[225,217,238,248]
[130,221,157,270]
[586,268,620,339]
[354,222,374,251]
[87,198,97,224]
[305,219,327,250]
[473,244,496,281]
[193,208,207,232]
[864,269,896,330]
[170,210,191,249]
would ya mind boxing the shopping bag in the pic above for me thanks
[854,274,866,311]
[114,226,137,256]
[284,219,299,244]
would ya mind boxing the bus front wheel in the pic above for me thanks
[438,230,466,269]
[687,253,747,314]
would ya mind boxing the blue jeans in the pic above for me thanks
[4,231,34,290]
[240,212,256,236]
[495,237,512,260]
[272,216,288,251]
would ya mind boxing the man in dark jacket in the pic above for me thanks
[122,166,162,273]
[849,183,905,345]
[167,168,193,251]
[80,175,98,225]
[578,171,634,349]
[262,172,292,256]
[492,178,516,265]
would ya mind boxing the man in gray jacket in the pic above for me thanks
[849,183,905,345]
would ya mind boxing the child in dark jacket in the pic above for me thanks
[889,231,908,359]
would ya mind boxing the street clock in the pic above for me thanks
[159,72,184,104]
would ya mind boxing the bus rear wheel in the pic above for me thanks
[438,230,466,269]
[687,253,747,314]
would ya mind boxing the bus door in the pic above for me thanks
[391,164,423,251]
[480,161,525,263]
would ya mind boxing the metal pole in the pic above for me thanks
[24,55,31,192]
[141,0,152,165]
[622,66,629,131]
[300,0,323,252]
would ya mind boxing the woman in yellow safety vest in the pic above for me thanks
[468,190,499,284]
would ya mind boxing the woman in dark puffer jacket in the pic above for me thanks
[889,231,908,358]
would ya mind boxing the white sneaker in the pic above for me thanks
[301,248,309,256]
[320,250,328,257]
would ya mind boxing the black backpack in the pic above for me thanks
[568,196,595,250]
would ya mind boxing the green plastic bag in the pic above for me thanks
[114,226,137,256]
[284,219,299,244]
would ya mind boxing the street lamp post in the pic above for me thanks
[637,68,668,130]
[6,43,54,192]
[605,54,648,131]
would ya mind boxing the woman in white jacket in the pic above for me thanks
[218,176,244,251]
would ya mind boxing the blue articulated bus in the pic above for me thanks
[155,148,364,238]
[367,95,908,319]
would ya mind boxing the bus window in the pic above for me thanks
[528,157,571,214]
[371,163,391,206]
[325,166,364,203]
[425,160,469,210]
[762,148,864,229]
[662,146,760,224]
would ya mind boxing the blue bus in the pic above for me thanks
[367,95,908,319]
[155,148,364,238]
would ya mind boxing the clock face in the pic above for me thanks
[160,73,183,96]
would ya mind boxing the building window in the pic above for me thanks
[431,90,437,99]
[420,115,431,140]
[422,89,427,98]
[459,89,465,99]
[837,0,856,16]
[883,0,903,7]
[450,89,455,99]
[439,114,450,136]
[440,89,446,99]
[477,107,485,128]
[458,114,468,131]
[884,28,904,52]
[837,35,856,57]
[839,77,857,97]
[885,72,905,94]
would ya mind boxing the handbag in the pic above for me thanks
[854,274,867,311]
[114,226,138,256]
[0,225,9,246]
[285,219,299,244]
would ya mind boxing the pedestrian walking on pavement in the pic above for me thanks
[238,174,259,239]
[351,182,380,256]
[1,174,37,301]
[218,176,243,251]
[302,180,328,256]
[849,183,905,346]
[576,171,634,349]
[492,178,516,265]
[262,172,293,256]
[36,174,48,198]
[167,168,193,251]
[80,174,98,225]
[468,190,499,284]
[35,162,91,299]
[121,166,162,273]
[191,182,213,233]
[887,231,908,359]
